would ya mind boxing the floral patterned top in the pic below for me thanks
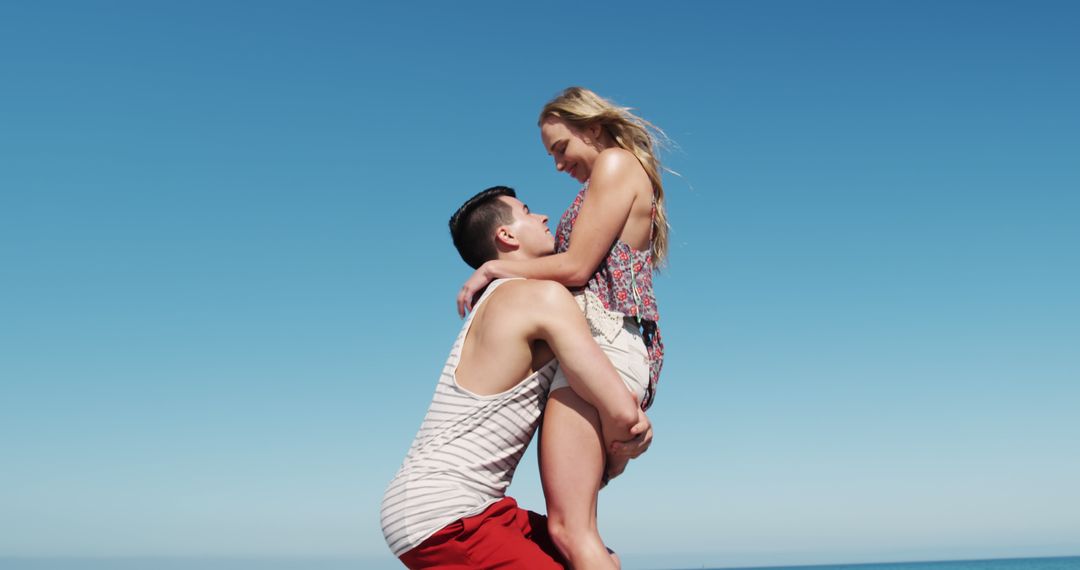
[555,183,665,410]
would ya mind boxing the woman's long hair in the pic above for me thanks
[539,87,670,267]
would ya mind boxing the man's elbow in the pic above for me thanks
[608,397,640,432]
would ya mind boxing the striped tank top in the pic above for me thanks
[379,278,558,556]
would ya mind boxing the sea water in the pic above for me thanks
[0,555,1075,570]
[708,557,1080,570]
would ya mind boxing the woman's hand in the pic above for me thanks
[609,408,652,459]
[457,262,496,317]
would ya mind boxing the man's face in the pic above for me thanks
[498,196,554,258]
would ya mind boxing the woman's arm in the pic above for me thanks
[457,149,644,316]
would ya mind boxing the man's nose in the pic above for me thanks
[555,159,564,171]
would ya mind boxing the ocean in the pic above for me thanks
[0,556,1076,570]
[708,557,1080,570]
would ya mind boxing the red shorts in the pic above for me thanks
[399,496,566,569]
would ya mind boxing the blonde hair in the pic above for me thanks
[539,86,670,267]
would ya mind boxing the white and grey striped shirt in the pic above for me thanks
[380,279,558,557]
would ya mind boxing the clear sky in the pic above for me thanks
[1,1,1078,569]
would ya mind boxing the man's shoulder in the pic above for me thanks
[469,280,575,346]
[483,279,573,315]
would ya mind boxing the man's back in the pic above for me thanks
[455,279,559,395]
[380,279,558,556]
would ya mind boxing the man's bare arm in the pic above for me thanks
[510,280,645,446]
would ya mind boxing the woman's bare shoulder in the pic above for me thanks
[592,147,648,187]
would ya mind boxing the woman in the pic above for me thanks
[458,87,669,569]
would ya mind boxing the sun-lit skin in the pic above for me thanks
[496,196,555,258]
[456,124,653,317]
[540,116,613,183]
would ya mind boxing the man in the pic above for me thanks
[380,186,652,568]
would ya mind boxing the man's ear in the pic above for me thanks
[493,225,518,251]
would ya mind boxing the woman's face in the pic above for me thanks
[540,116,605,184]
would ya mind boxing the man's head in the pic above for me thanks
[449,186,555,269]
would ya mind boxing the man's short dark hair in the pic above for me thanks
[449,186,517,269]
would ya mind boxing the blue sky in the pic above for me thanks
[1,1,1078,568]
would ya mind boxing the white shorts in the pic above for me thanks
[549,317,649,405]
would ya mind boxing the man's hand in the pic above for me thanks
[609,408,652,459]
[603,410,651,483]
[605,455,631,484]
[457,262,495,317]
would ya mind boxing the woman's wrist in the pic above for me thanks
[483,260,504,280]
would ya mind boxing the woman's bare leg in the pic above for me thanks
[540,387,618,570]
